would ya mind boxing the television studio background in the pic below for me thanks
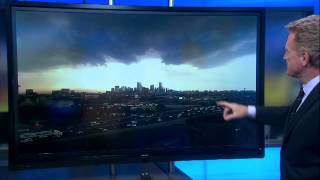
[0,0,319,179]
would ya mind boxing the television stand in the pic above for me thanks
[108,161,190,180]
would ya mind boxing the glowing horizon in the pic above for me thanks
[18,54,256,94]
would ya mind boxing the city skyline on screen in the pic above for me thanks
[16,10,258,93]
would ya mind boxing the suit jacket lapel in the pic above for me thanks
[283,83,320,143]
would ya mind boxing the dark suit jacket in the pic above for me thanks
[255,83,320,180]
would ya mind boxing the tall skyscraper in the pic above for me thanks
[115,86,119,92]
[137,82,142,92]
[159,82,164,93]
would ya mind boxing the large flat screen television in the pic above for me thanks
[8,3,265,169]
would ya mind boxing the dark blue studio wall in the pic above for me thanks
[0,0,318,179]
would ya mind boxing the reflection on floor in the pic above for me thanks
[175,147,280,180]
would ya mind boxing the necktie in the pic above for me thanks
[291,86,305,113]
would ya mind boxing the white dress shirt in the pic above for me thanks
[248,75,320,118]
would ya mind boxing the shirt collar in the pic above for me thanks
[302,75,320,97]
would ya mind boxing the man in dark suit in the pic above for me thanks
[218,15,320,180]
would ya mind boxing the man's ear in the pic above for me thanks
[301,51,311,67]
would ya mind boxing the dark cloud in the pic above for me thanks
[16,10,257,72]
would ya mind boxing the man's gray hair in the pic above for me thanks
[286,15,320,67]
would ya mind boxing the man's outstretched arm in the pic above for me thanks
[217,101,289,127]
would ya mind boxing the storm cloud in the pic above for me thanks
[16,10,257,72]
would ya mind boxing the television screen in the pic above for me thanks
[9,4,264,169]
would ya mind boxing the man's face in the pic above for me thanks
[283,33,304,78]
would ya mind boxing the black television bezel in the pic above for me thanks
[8,2,265,170]
[0,6,8,143]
